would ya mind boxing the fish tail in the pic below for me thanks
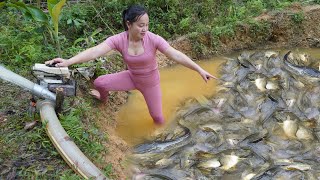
[284,51,292,61]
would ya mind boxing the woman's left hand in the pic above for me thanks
[199,69,218,83]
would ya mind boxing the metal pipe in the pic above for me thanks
[0,65,56,101]
[37,100,107,180]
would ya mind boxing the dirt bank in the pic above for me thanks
[167,4,320,60]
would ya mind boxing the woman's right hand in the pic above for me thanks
[45,58,70,67]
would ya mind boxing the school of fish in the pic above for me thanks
[130,50,320,179]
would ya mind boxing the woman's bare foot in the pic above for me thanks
[90,89,108,103]
[89,89,101,100]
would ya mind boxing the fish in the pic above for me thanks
[266,79,280,90]
[131,124,192,166]
[195,95,211,106]
[200,123,223,132]
[259,96,279,124]
[283,162,312,171]
[140,169,190,180]
[296,126,314,140]
[265,51,279,58]
[283,51,320,81]
[242,173,256,180]
[220,154,240,170]
[239,129,268,147]
[133,126,191,154]
[182,105,213,119]
[235,67,251,82]
[220,58,240,75]
[238,52,256,70]
[282,116,298,139]
[254,77,267,92]
[155,158,175,168]
[196,158,221,170]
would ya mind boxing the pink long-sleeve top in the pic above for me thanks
[104,31,170,75]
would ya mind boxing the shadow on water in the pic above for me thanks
[116,58,225,146]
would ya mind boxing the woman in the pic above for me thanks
[46,5,218,124]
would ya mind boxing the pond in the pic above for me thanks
[117,48,320,179]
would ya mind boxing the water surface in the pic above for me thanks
[116,48,320,146]
[116,58,224,145]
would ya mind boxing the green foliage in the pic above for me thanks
[7,2,48,23]
[72,28,103,48]
[0,94,68,179]
[103,163,114,177]
[2,0,67,58]
[291,12,305,23]
[0,2,5,8]
[246,0,265,16]
[243,20,272,44]
[59,169,82,180]
[263,0,291,9]
[0,10,55,67]
[60,3,92,40]
[0,82,109,179]
[1,0,311,65]
[59,98,106,160]
[179,17,191,32]
[211,24,236,38]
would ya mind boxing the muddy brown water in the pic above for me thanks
[115,58,223,146]
[116,48,320,146]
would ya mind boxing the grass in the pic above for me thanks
[0,77,114,179]
[0,98,68,178]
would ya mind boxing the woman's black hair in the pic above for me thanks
[122,5,147,31]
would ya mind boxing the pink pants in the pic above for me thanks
[93,70,164,124]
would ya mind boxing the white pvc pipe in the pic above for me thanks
[38,100,107,180]
[0,65,56,101]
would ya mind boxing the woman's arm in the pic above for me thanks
[163,46,218,82]
[45,42,112,67]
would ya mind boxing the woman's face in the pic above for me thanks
[127,13,149,40]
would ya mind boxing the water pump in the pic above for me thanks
[32,63,76,97]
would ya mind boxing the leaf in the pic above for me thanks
[47,0,59,15]
[24,121,38,130]
[8,2,48,23]
[67,18,72,24]
[26,5,48,23]
[0,2,5,9]
[73,37,86,46]
[91,28,103,37]
[7,2,27,13]
[74,19,80,27]
[47,0,66,34]
[34,25,46,33]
